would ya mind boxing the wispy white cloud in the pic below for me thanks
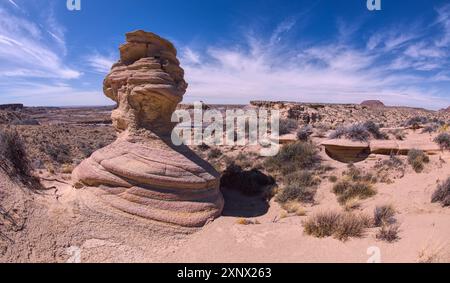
[8,0,19,9]
[0,5,80,79]
[85,54,116,74]
[180,7,450,110]
[0,81,111,106]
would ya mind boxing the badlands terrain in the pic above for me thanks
[1,100,449,263]
[0,30,449,263]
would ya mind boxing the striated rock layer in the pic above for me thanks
[72,30,223,227]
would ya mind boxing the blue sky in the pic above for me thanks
[0,0,450,109]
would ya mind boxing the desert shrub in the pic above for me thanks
[334,213,372,241]
[377,154,404,168]
[61,163,75,174]
[220,163,275,196]
[276,171,320,204]
[303,211,371,241]
[207,148,222,159]
[374,205,396,227]
[296,125,314,141]
[303,211,341,238]
[344,124,370,142]
[431,178,450,207]
[363,121,388,140]
[329,123,386,141]
[329,175,338,183]
[422,124,439,134]
[264,141,319,173]
[329,126,347,139]
[45,144,72,164]
[388,129,406,141]
[376,224,400,242]
[343,165,377,183]
[279,119,298,135]
[434,133,450,150]
[407,149,430,173]
[197,143,211,151]
[0,129,31,176]
[281,202,307,216]
[333,180,377,205]
[405,116,428,127]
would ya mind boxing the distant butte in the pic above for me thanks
[360,100,385,107]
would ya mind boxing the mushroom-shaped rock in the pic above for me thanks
[321,139,370,163]
[72,30,223,228]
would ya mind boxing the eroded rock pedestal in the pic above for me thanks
[72,30,223,228]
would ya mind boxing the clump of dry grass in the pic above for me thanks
[264,141,320,174]
[376,224,400,243]
[276,170,320,204]
[61,163,75,174]
[279,119,298,135]
[417,242,449,263]
[434,133,450,150]
[303,211,372,241]
[407,149,430,173]
[374,204,396,227]
[332,166,377,205]
[373,204,400,243]
[0,128,31,177]
[333,179,377,205]
[432,178,450,207]
[207,148,222,159]
[0,128,42,189]
[281,201,307,216]
[296,125,313,141]
[329,175,338,183]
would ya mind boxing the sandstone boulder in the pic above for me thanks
[72,30,223,228]
[321,139,370,163]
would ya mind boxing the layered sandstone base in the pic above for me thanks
[73,132,224,227]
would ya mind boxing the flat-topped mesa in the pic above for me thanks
[104,30,188,135]
[73,31,223,228]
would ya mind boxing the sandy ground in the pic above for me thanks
[164,151,450,263]
[1,136,449,263]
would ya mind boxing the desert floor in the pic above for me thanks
[1,105,449,263]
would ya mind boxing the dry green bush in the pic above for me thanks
[374,205,396,227]
[0,128,31,177]
[276,171,320,204]
[432,178,450,207]
[303,211,372,241]
[207,148,222,159]
[264,141,320,174]
[279,119,298,135]
[434,133,450,150]
[407,149,430,173]
[376,224,400,243]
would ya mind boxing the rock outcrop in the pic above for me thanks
[323,133,441,163]
[72,30,224,228]
[361,100,385,108]
[321,139,371,163]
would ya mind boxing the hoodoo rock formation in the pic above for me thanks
[72,30,224,227]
